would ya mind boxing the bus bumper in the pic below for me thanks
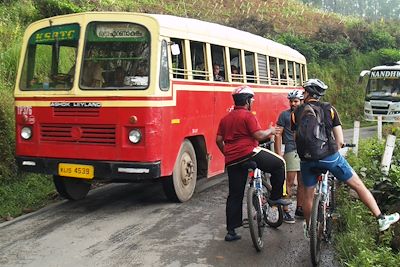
[16,157,161,182]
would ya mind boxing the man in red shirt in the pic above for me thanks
[216,86,288,241]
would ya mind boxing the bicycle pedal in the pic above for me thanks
[331,213,341,220]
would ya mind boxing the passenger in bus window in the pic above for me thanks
[270,69,278,85]
[213,63,224,82]
[231,65,240,82]
[382,79,394,94]
[82,61,104,87]
[113,66,126,87]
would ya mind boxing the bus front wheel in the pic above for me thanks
[53,175,91,200]
[162,139,197,202]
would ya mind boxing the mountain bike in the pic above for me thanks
[309,144,355,266]
[243,160,284,252]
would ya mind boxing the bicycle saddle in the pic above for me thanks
[310,168,328,175]
[241,160,257,171]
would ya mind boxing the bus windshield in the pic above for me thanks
[366,78,400,99]
[20,24,79,91]
[80,22,150,90]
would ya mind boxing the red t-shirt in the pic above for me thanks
[217,106,261,164]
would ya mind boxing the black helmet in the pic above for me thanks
[303,79,328,99]
[232,86,254,106]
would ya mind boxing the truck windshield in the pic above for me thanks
[80,22,150,90]
[20,24,79,91]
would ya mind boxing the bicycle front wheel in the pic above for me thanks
[247,186,264,251]
[310,192,323,266]
[262,183,283,227]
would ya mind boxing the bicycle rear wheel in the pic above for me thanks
[247,186,264,251]
[310,192,323,266]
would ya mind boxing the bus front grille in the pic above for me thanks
[40,124,116,144]
[53,107,100,117]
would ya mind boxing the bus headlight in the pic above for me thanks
[128,129,142,143]
[21,127,32,140]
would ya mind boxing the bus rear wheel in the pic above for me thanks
[162,139,197,202]
[53,175,91,200]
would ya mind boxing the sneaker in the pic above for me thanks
[295,207,304,219]
[283,212,295,224]
[303,221,310,239]
[225,230,242,242]
[378,213,400,231]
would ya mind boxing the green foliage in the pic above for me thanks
[377,49,400,64]
[33,0,83,18]
[0,173,55,219]
[0,88,16,183]
[336,136,400,265]
[346,21,396,52]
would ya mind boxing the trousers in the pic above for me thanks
[226,148,286,231]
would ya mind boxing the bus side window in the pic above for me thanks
[211,44,226,82]
[229,48,242,82]
[257,54,268,84]
[170,38,185,79]
[190,41,208,80]
[245,51,255,83]
[279,59,287,85]
[160,40,170,91]
[269,57,278,85]
[287,61,295,86]
[295,63,301,86]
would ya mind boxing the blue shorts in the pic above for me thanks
[300,152,354,187]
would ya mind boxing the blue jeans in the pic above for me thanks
[300,152,353,187]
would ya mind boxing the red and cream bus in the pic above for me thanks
[14,12,307,202]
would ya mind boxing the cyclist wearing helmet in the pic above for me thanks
[275,90,305,223]
[216,86,289,242]
[292,79,399,238]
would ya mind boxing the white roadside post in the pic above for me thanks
[381,134,396,175]
[377,115,383,141]
[352,121,360,156]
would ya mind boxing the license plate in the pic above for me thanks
[58,163,94,179]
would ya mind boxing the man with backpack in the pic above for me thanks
[275,90,305,223]
[291,79,399,238]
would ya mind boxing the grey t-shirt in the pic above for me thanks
[277,109,296,154]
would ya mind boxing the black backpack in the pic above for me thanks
[295,102,333,161]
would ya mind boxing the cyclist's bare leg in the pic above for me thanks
[296,171,305,208]
[303,185,316,226]
[345,172,381,217]
[286,171,296,197]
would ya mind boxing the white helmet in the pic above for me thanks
[232,86,254,96]
[232,86,254,105]
[287,90,304,100]
[303,79,328,98]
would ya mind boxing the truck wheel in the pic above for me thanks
[53,175,91,200]
[162,139,197,202]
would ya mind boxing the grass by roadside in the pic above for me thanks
[335,128,400,266]
[0,173,56,221]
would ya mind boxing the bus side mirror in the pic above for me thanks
[358,70,370,84]
[171,44,180,56]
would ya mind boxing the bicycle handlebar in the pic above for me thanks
[259,140,274,148]
[342,143,356,148]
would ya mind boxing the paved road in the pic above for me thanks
[0,179,330,267]
[0,127,376,266]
